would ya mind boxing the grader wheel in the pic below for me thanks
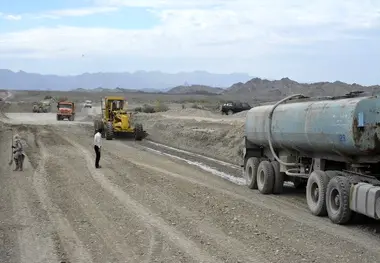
[105,122,113,140]
[134,123,144,141]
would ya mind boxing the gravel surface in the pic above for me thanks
[1,102,380,262]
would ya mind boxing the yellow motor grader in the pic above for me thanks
[93,96,144,140]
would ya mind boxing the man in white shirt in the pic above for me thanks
[94,128,103,168]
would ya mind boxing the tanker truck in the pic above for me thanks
[242,91,380,225]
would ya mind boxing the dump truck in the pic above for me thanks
[242,91,380,225]
[56,101,75,121]
[93,96,144,140]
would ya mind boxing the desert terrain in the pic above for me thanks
[1,89,380,263]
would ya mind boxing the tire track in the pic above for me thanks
[0,128,59,263]
[98,147,375,262]
[38,130,156,262]
[56,133,222,263]
[59,129,380,262]
[93,143,271,262]
[30,135,94,263]
[96,138,380,257]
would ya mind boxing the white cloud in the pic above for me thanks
[34,6,118,19]
[0,0,380,60]
[0,13,22,21]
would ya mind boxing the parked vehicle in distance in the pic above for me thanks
[32,100,52,113]
[221,101,251,115]
[84,100,92,108]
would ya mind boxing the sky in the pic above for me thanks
[0,0,379,85]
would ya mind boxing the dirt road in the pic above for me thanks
[1,111,380,263]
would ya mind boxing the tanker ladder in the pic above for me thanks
[242,93,380,225]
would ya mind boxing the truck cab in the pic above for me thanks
[57,101,75,121]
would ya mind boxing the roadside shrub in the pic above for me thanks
[134,102,169,113]
[154,102,169,112]
[142,104,155,113]
[134,107,142,112]
[44,95,52,100]
[190,103,201,109]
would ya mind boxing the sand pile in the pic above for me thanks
[135,113,245,165]
[163,108,220,118]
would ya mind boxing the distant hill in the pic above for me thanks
[167,85,224,95]
[0,69,252,91]
[224,77,380,102]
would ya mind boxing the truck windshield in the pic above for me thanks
[59,104,72,109]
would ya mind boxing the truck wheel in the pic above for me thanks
[134,123,144,141]
[306,170,329,216]
[56,115,60,121]
[257,160,274,194]
[271,161,284,194]
[326,176,352,224]
[228,110,233,115]
[245,157,260,189]
[105,122,113,140]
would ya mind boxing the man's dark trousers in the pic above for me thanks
[94,145,101,168]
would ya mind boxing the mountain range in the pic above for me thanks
[0,69,252,91]
[1,69,379,103]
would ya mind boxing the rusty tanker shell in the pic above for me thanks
[245,95,380,156]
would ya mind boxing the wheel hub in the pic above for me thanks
[313,187,319,200]
[311,183,319,203]
[259,171,265,184]
[334,195,340,207]
[247,167,253,181]
[330,188,341,213]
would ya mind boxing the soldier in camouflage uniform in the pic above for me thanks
[12,134,25,171]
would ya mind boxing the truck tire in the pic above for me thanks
[134,123,144,141]
[306,170,329,216]
[257,160,274,194]
[227,110,233,115]
[56,115,60,121]
[245,157,260,189]
[105,122,113,140]
[271,161,284,194]
[326,176,352,224]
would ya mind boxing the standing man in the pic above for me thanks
[94,128,103,168]
[12,134,25,171]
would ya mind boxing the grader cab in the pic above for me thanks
[93,96,144,140]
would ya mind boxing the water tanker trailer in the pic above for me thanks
[242,91,380,224]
